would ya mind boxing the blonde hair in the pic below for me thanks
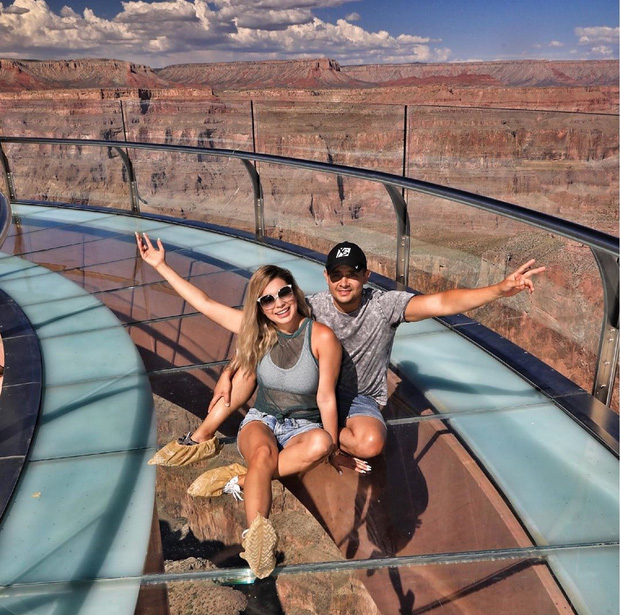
[229,265,310,374]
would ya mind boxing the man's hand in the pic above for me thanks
[328,449,371,475]
[497,259,546,297]
[208,369,233,412]
[135,232,165,269]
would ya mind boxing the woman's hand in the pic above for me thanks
[135,232,165,269]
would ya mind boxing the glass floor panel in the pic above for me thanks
[0,204,616,615]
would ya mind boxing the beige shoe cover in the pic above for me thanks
[240,513,278,579]
[148,435,222,467]
[187,462,248,497]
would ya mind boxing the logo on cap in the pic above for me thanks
[336,247,351,258]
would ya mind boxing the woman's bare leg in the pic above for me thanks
[237,421,279,527]
[273,428,333,479]
[192,369,256,442]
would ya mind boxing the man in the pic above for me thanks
[144,237,544,467]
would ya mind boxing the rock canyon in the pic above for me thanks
[0,57,617,405]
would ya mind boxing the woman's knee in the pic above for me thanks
[246,442,278,470]
[303,429,333,461]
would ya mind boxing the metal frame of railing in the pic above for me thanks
[0,192,12,249]
[0,136,617,405]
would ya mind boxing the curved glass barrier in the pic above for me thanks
[0,199,617,615]
[0,130,616,410]
[0,99,617,614]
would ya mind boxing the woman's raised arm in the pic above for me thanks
[136,232,243,334]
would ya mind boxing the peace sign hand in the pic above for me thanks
[498,259,546,297]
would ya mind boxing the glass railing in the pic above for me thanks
[0,154,617,615]
[0,135,617,412]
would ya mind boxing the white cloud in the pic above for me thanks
[591,45,613,56]
[229,17,446,64]
[548,40,563,48]
[3,4,29,13]
[345,12,360,22]
[575,26,619,45]
[573,25,618,59]
[0,0,451,65]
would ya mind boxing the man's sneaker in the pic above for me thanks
[240,513,278,579]
[147,433,222,467]
[187,462,248,497]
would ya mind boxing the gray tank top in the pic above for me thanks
[254,318,321,422]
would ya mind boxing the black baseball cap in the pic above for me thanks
[325,242,367,273]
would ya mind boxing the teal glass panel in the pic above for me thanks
[12,205,111,226]
[29,374,155,460]
[138,225,234,250]
[394,317,449,338]
[11,204,56,217]
[24,295,116,338]
[190,239,299,270]
[0,578,142,615]
[38,328,146,387]
[0,450,155,585]
[280,259,329,294]
[548,546,619,615]
[0,254,44,278]
[391,330,548,412]
[0,263,86,301]
[77,216,169,238]
[452,403,619,544]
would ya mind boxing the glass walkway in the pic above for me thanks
[0,136,617,614]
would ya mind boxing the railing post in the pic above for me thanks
[0,144,16,202]
[401,105,408,189]
[0,192,12,249]
[591,248,619,405]
[240,159,265,239]
[249,101,265,240]
[111,146,140,214]
[383,183,410,289]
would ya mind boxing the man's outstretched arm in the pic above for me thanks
[404,259,546,323]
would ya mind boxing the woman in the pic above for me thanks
[136,233,341,578]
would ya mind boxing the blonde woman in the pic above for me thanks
[136,233,341,578]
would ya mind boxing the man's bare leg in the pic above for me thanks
[191,368,256,442]
[339,416,387,460]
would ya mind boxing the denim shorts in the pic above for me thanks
[338,393,386,427]
[238,408,322,452]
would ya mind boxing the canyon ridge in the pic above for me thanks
[0,56,617,406]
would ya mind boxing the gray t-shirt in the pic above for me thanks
[306,288,413,405]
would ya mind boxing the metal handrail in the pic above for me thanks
[0,192,12,250]
[0,136,617,404]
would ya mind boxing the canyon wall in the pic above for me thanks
[0,57,617,404]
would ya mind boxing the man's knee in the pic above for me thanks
[356,432,386,458]
[343,421,386,459]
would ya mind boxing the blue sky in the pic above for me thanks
[1,0,617,67]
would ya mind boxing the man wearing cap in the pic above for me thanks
[149,239,544,466]
[303,241,410,460]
